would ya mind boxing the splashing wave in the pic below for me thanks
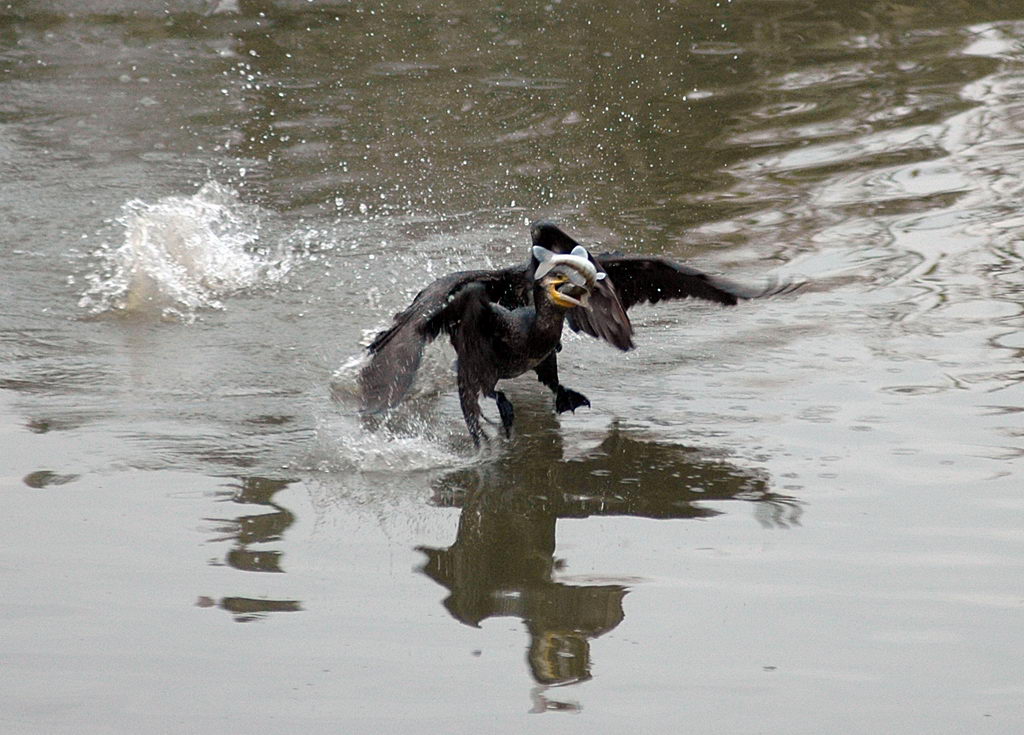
[79,181,292,320]
[319,353,477,473]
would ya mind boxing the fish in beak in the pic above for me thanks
[533,244,606,309]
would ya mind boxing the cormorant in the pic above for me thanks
[359,221,784,446]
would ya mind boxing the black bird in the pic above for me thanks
[359,221,783,446]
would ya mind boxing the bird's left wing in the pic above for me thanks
[565,254,793,350]
[359,266,526,413]
[529,220,794,352]
[595,254,782,308]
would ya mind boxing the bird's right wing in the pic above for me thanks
[359,266,525,412]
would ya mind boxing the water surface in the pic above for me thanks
[3,1,1024,732]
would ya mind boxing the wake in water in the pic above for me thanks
[79,181,294,320]
[312,410,471,474]
[318,352,482,474]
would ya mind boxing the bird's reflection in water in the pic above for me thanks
[418,415,800,707]
[199,476,303,622]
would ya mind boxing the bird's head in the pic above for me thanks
[533,244,606,310]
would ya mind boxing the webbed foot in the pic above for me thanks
[555,386,590,414]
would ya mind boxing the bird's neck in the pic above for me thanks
[531,284,569,337]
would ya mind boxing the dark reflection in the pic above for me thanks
[25,418,55,434]
[22,470,79,488]
[202,476,302,622]
[196,595,302,623]
[419,418,799,694]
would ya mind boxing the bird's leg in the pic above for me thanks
[534,351,590,414]
[458,374,487,448]
[493,391,515,439]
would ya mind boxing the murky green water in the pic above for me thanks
[3,1,1024,732]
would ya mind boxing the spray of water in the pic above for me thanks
[319,351,480,474]
[79,181,293,320]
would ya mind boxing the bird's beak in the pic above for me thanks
[546,274,589,309]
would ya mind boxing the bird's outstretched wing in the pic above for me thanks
[359,266,527,412]
[531,220,795,351]
[564,253,791,350]
[594,254,784,308]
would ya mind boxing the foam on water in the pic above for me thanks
[311,407,475,475]
[79,181,292,320]
[321,351,477,474]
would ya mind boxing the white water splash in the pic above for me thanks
[318,352,486,473]
[79,181,292,320]
[311,408,474,475]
